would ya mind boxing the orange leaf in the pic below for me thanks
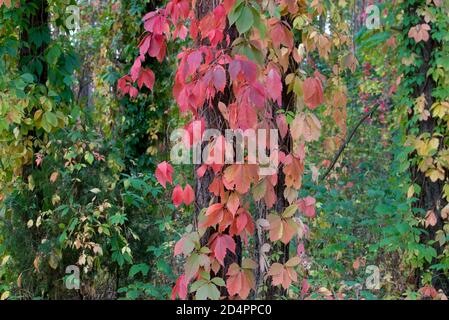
[223,164,259,194]
[303,77,324,109]
[226,192,240,216]
[200,203,224,229]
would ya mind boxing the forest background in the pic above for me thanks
[0,0,448,300]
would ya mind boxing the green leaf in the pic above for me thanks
[207,283,221,300]
[21,73,34,83]
[236,6,254,34]
[195,283,209,300]
[129,263,150,278]
[190,279,208,293]
[84,152,94,165]
[251,7,265,38]
[43,111,58,127]
[282,204,298,218]
[185,253,201,279]
[46,45,62,65]
[228,0,244,26]
[211,277,225,287]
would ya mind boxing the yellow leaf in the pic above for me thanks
[431,101,449,119]
[407,185,415,199]
[426,167,445,182]
[415,137,439,157]
[1,291,10,300]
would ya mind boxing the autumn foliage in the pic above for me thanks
[117,0,356,300]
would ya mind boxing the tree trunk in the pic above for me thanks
[405,0,449,293]
[193,0,242,293]
[20,0,49,85]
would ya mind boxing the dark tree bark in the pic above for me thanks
[405,1,449,294]
[20,0,49,85]
[193,0,242,294]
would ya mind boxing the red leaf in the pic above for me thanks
[129,87,138,98]
[148,34,166,62]
[209,233,236,266]
[117,75,131,95]
[130,56,143,82]
[297,196,316,218]
[269,20,294,50]
[283,154,305,189]
[268,259,299,290]
[196,164,208,178]
[226,264,242,296]
[198,5,226,47]
[139,35,152,58]
[212,65,227,92]
[229,208,254,237]
[419,285,438,298]
[249,82,266,108]
[266,67,283,105]
[186,50,203,76]
[171,274,188,300]
[155,161,174,188]
[143,11,169,35]
[166,0,190,24]
[223,0,236,13]
[276,114,288,139]
[183,184,195,206]
[301,278,310,297]
[229,56,258,84]
[174,237,185,256]
[172,184,184,208]
[137,68,155,91]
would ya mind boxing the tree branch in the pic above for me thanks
[320,105,380,181]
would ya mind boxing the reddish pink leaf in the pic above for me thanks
[137,68,155,91]
[130,56,143,82]
[174,237,185,256]
[209,233,236,266]
[172,184,184,208]
[171,274,188,300]
[155,161,174,189]
[266,68,282,105]
[276,114,288,139]
[297,196,316,218]
[183,184,195,206]
[223,0,236,13]
[187,50,203,76]
[212,65,226,92]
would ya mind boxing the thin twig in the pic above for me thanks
[321,104,380,181]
